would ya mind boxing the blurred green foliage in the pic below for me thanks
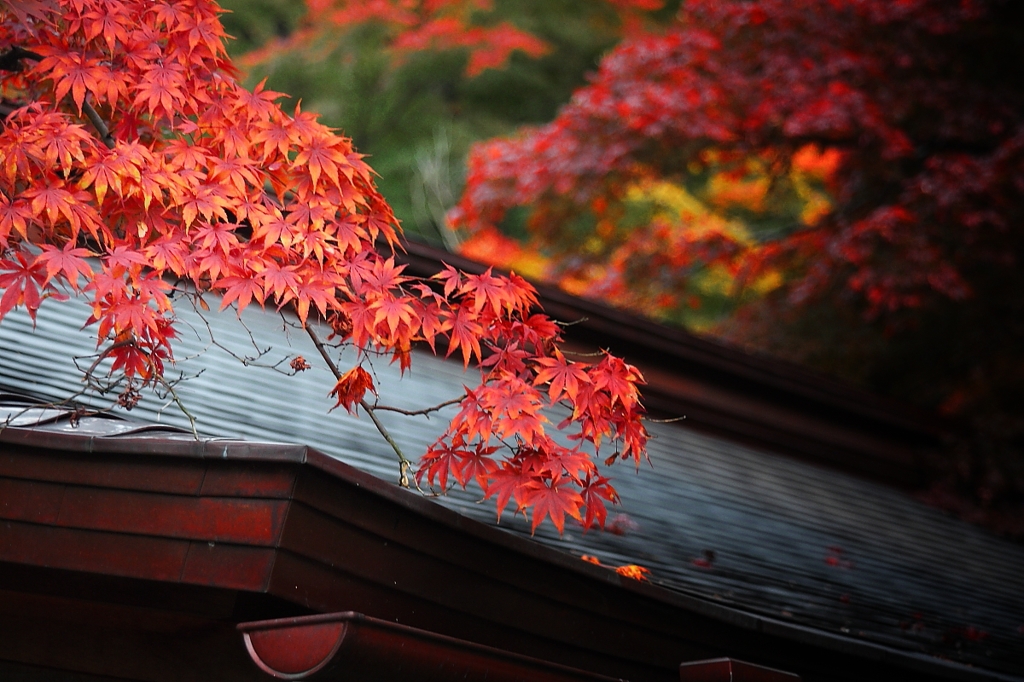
[217,0,657,245]
[218,0,303,54]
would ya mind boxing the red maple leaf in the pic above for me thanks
[533,349,590,403]
[446,303,484,367]
[35,243,94,290]
[0,252,50,320]
[580,475,619,530]
[482,460,534,521]
[521,474,583,535]
[461,267,508,316]
[217,272,265,312]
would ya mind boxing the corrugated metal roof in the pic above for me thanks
[1,294,1022,676]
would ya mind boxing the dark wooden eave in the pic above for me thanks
[394,239,943,487]
[1,418,1015,682]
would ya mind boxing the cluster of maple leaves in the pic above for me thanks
[443,0,1024,534]
[240,0,670,78]
[239,0,548,77]
[452,0,1024,326]
[0,0,648,533]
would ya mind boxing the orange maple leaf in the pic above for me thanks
[329,366,376,413]
[578,555,650,581]
[615,564,651,581]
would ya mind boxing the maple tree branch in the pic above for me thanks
[0,46,114,148]
[304,323,413,485]
[82,99,115,149]
[371,395,465,417]
[304,321,343,377]
[359,397,413,487]
[563,348,607,358]
[0,46,41,71]
[645,415,686,424]
[83,339,136,379]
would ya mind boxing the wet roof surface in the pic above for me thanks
[2,296,1023,677]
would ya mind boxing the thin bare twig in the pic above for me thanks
[155,375,199,439]
[0,391,94,433]
[371,395,465,417]
[184,296,299,372]
[645,415,687,423]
